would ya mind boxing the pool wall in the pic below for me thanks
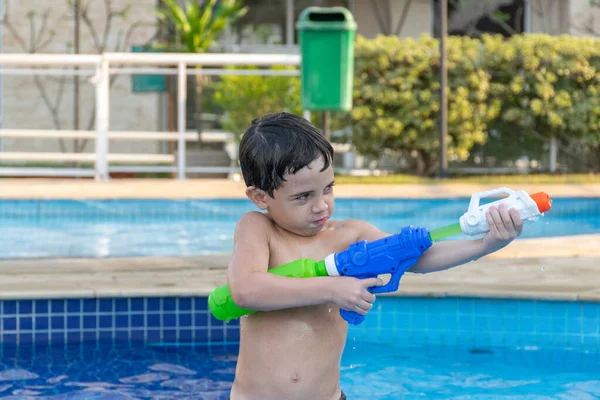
[1,297,598,350]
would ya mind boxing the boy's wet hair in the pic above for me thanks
[239,112,334,197]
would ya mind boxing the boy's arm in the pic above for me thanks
[227,212,380,313]
[227,212,331,310]
[353,205,523,274]
[410,204,523,273]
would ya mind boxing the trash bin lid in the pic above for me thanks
[296,6,357,31]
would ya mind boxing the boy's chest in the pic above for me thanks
[268,223,357,268]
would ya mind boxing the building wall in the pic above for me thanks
[1,0,160,154]
[569,0,600,36]
[526,0,600,36]
[353,0,432,39]
[528,0,570,34]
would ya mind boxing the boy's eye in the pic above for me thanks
[295,194,308,201]
[324,184,334,192]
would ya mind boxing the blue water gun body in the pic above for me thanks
[325,226,433,324]
[209,225,433,325]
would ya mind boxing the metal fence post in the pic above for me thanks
[94,58,110,180]
[177,62,187,180]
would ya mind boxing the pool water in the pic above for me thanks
[0,197,598,258]
[0,341,598,399]
[342,342,600,399]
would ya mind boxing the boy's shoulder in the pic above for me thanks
[332,218,372,231]
[233,211,274,244]
[332,218,389,243]
[236,211,271,228]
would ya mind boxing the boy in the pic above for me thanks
[227,112,523,400]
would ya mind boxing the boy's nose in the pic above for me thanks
[312,199,329,214]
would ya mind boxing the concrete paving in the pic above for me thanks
[0,179,598,302]
[1,178,600,199]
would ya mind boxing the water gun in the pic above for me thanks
[209,188,552,325]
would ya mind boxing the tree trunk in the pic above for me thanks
[414,149,438,176]
[414,150,427,176]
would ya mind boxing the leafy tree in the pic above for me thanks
[350,34,500,175]
[484,34,600,170]
[212,67,302,139]
[155,0,247,133]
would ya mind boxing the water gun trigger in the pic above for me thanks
[340,271,404,325]
[369,256,419,294]
[369,272,400,294]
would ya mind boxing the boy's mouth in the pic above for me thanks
[313,216,328,225]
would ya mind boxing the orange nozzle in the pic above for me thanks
[530,191,552,213]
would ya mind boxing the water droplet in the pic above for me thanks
[328,308,332,313]
[352,337,356,342]
[541,267,545,271]
[352,346,356,350]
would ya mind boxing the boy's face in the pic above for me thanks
[251,155,335,237]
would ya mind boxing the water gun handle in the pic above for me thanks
[467,187,514,213]
[340,309,366,325]
[339,288,374,325]
[330,226,433,325]
[338,256,410,324]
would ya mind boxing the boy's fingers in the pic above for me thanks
[354,306,368,316]
[491,206,509,238]
[485,210,502,238]
[363,277,383,287]
[361,291,376,303]
[509,208,524,235]
[357,300,373,313]
[500,205,516,234]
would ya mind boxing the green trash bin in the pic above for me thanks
[296,7,357,112]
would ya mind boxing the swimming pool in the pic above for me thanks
[0,342,598,399]
[0,296,598,399]
[0,197,598,258]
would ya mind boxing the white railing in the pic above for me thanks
[0,52,301,180]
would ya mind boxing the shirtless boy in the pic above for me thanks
[227,112,523,400]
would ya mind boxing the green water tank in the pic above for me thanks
[296,7,357,111]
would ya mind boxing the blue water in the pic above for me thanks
[0,341,598,399]
[0,197,597,258]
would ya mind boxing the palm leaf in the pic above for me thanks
[156,0,247,53]
[197,0,217,36]
[161,0,191,34]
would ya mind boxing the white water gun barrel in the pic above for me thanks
[459,187,552,236]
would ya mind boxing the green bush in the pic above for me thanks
[212,34,600,174]
[350,34,501,175]
[484,34,600,170]
[212,67,302,139]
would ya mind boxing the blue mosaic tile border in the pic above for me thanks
[0,297,239,345]
[349,297,600,349]
[0,296,598,349]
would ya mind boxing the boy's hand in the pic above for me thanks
[329,277,383,316]
[482,204,523,254]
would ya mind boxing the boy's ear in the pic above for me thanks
[245,186,270,210]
